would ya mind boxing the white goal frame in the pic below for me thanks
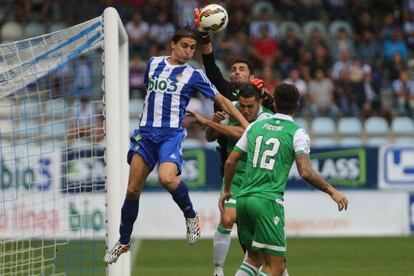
[103,7,130,276]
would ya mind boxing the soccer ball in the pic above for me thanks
[199,4,228,33]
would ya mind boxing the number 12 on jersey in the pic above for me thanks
[252,136,280,170]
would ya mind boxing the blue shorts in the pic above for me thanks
[127,127,186,174]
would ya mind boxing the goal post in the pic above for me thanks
[0,7,130,276]
[103,7,130,276]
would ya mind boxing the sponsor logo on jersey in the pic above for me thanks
[148,76,178,94]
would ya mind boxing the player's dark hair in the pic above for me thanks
[171,27,197,43]
[238,83,261,100]
[274,83,300,114]
[231,58,254,75]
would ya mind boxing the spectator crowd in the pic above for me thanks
[1,0,413,145]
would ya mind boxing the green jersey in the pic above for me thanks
[225,101,273,177]
[234,113,310,201]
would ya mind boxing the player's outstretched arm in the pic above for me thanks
[219,150,241,212]
[188,111,244,140]
[194,8,212,54]
[212,94,249,129]
[205,111,226,141]
[295,154,349,211]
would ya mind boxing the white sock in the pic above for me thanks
[282,268,289,276]
[235,261,259,276]
[213,225,232,268]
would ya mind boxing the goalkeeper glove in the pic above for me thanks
[194,8,211,44]
[250,77,275,111]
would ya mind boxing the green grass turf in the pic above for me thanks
[4,237,413,275]
[133,237,414,276]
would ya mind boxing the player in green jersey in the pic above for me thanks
[220,83,349,276]
[189,83,273,276]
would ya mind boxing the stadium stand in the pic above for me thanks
[0,0,413,148]
[1,21,23,42]
[312,137,337,148]
[311,117,336,136]
[391,116,414,134]
[328,20,353,37]
[364,117,390,136]
[337,117,363,135]
[339,136,364,147]
[303,20,327,37]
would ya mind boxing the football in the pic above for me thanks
[199,4,228,33]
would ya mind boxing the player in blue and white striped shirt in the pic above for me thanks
[104,28,248,264]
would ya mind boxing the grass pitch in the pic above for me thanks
[134,237,414,276]
[4,237,412,275]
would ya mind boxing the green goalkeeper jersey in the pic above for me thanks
[234,113,310,201]
[225,101,273,180]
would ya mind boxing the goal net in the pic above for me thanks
[0,8,129,276]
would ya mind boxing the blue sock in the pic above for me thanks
[170,181,196,218]
[119,197,139,244]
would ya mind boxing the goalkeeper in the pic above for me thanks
[194,8,276,276]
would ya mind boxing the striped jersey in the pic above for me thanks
[140,56,218,129]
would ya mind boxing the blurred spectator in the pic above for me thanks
[335,69,359,117]
[379,13,398,41]
[348,58,364,84]
[221,30,251,65]
[279,27,303,72]
[309,44,331,76]
[126,11,149,54]
[249,7,280,39]
[260,65,279,95]
[273,0,301,20]
[283,68,307,114]
[73,55,93,96]
[392,70,414,117]
[300,0,324,20]
[305,27,328,54]
[356,30,381,65]
[330,27,355,61]
[299,63,312,83]
[51,63,71,99]
[388,53,407,82]
[149,12,175,50]
[332,48,353,81]
[71,95,94,139]
[129,55,146,99]
[226,8,249,34]
[308,68,339,118]
[325,0,347,20]
[356,65,390,120]
[250,24,278,67]
[353,10,377,41]
[403,11,414,50]
[174,0,199,27]
[383,28,409,64]
[404,0,414,15]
